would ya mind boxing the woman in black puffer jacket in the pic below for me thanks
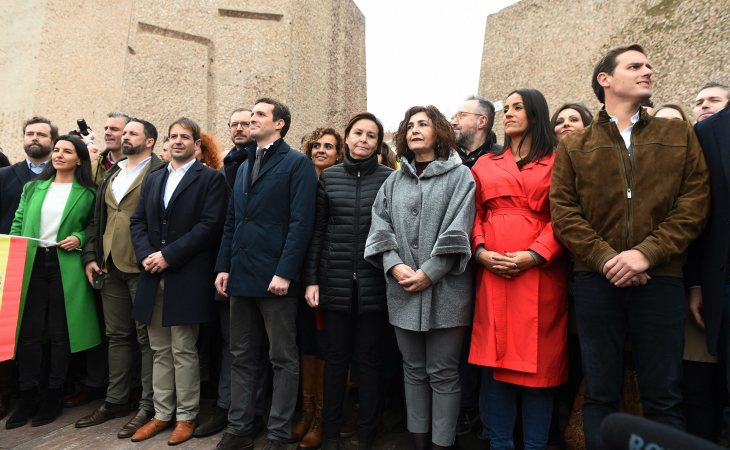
[304,112,393,450]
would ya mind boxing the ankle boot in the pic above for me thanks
[292,354,317,442]
[412,432,430,450]
[6,388,38,429]
[31,388,63,427]
[298,358,324,449]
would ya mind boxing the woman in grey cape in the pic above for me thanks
[365,105,475,450]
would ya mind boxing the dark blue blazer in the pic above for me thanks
[130,159,227,326]
[686,105,730,355]
[215,139,317,298]
[0,161,34,233]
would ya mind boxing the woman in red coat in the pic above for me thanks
[469,88,567,450]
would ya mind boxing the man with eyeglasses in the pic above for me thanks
[451,95,502,169]
[222,108,255,186]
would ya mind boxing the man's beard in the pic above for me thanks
[455,130,473,149]
[24,143,51,159]
[122,143,145,155]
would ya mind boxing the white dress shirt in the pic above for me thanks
[111,156,152,203]
[163,158,196,208]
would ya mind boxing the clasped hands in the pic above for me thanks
[602,249,651,288]
[476,250,536,279]
[389,264,432,293]
[142,251,169,274]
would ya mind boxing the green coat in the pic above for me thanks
[10,177,101,353]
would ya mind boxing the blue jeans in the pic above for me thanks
[573,272,685,450]
[487,377,553,450]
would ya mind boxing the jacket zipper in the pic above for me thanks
[352,170,362,309]
[614,124,634,249]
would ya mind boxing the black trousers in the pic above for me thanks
[16,247,69,391]
[322,308,386,443]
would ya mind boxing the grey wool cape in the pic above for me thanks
[365,150,476,331]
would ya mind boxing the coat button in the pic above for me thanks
[412,242,418,249]
[411,209,418,216]
[162,240,166,245]
[162,220,167,225]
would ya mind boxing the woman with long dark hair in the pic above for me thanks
[6,135,100,429]
[550,102,593,142]
[366,105,475,450]
[469,88,568,449]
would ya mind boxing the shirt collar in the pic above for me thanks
[608,110,640,127]
[118,155,151,171]
[27,159,49,173]
[167,158,196,174]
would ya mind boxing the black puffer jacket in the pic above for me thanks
[303,152,393,313]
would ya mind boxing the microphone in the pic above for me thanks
[600,412,723,450]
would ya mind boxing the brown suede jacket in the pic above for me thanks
[550,107,710,277]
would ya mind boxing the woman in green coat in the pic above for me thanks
[6,135,100,429]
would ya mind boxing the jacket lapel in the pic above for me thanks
[28,178,51,238]
[253,142,289,185]
[59,179,85,229]
[12,162,31,185]
[166,160,201,211]
[494,152,524,190]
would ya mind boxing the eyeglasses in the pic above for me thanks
[229,121,250,129]
[451,111,485,121]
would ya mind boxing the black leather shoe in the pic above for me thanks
[216,432,253,450]
[5,389,38,429]
[63,385,104,408]
[117,408,154,439]
[31,388,63,427]
[193,406,228,437]
[75,402,130,428]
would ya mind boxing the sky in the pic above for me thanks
[352,0,520,131]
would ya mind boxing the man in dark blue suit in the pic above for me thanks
[129,117,227,446]
[215,98,317,450]
[686,97,730,441]
[0,116,56,419]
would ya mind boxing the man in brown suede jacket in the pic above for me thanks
[550,44,710,450]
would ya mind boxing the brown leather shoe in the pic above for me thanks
[131,417,170,442]
[168,419,197,446]
[75,402,130,428]
[119,409,155,439]
[63,385,104,408]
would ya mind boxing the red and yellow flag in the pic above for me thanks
[0,236,28,361]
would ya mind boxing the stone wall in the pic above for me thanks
[0,0,365,161]
[479,0,729,136]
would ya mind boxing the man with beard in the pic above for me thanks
[451,95,502,169]
[222,108,255,186]
[92,112,131,184]
[75,118,166,439]
[0,116,56,420]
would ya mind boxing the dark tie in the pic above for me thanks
[251,148,263,184]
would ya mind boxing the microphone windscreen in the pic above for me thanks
[600,413,723,450]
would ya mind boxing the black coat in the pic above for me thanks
[303,153,393,313]
[686,105,730,355]
[0,161,34,233]
[130,160,228,326]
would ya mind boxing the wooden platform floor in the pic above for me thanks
[0,400,488,449]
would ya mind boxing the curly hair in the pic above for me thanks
[199,131,223,169]
[302,127,344,163]
[394,105,455,160]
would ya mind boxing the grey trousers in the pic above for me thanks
[394,326,465,447]
[101,262,153,411]
[228,296,299,441]
[147,278,200,421]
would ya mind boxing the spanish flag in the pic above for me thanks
[0,236,28,361]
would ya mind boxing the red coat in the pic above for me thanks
[468,150,567,387]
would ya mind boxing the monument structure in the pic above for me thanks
[479,0,729,134]
[0,0,366,160]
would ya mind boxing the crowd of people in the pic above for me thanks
[0,44,728,450]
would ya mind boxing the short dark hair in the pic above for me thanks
[254,97,291,138]
[128,117,158,148]
[466,95,496,135]
[302,127,344,162]
[344,112,385,155]
[36,134,95,190]
[395,105,455,161]
[697,82,730,99]
[592,44,646,104]
[168,117,201,142]
[499,88,557,166]
[23,116,58,141]
[107,111,131,123]
[550,102,594,131]
[228,108,251,125]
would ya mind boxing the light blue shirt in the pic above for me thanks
[27,159,49,174]
[163,158,196,208]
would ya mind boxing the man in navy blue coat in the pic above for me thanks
[214,98,317,450]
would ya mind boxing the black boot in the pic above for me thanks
[6,388,38,429]
[31,388,63,427]
[413,432,430,450]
